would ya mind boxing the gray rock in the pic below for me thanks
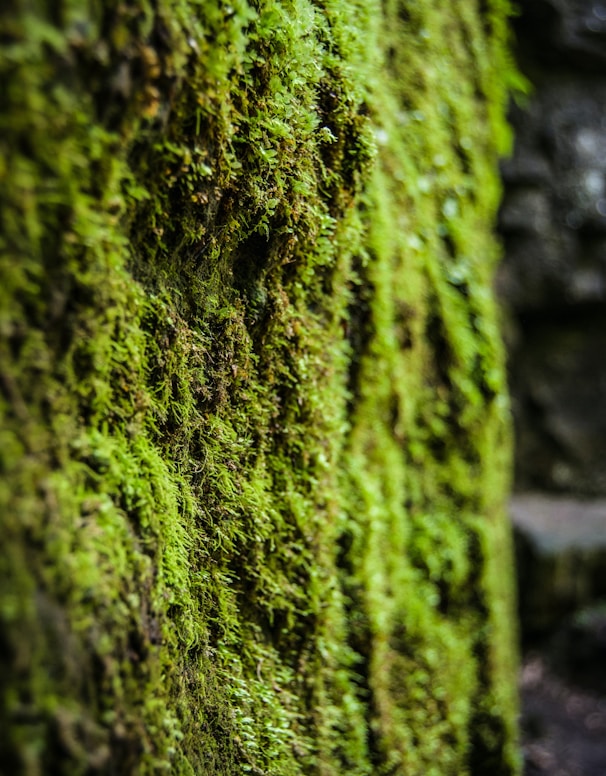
[511,493,606,639]
[509,311,606,494]
[498,79,606,311]
[498,0,606,495]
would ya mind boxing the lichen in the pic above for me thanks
[0,0,520,774]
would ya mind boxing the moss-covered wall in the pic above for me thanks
[0,1,520,774]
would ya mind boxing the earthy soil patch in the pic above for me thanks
[521,655,606,776]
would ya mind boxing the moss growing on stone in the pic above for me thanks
[0,0,520,774]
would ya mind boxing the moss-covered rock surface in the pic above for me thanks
[0,1,520,773]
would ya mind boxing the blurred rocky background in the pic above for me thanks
[497,0,606,772]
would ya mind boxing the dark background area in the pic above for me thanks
[497,1,606,772]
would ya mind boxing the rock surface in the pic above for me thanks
[511,493,606,638]
[501,5,606,772]
[512,492,606,774]
[498,0,606,495]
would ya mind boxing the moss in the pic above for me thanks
[0,0,520,774]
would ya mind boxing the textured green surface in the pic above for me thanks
[0,1,520,773]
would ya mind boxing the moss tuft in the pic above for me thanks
[0,0,520,774]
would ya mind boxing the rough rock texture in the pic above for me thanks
[498,0,606,495]
[0,1,520,774]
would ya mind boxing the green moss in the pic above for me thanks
[0,0,520,774]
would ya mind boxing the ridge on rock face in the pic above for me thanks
[512,493,606,552]
[512,493,606,639]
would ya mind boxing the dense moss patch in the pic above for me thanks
[0,0,520,774]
